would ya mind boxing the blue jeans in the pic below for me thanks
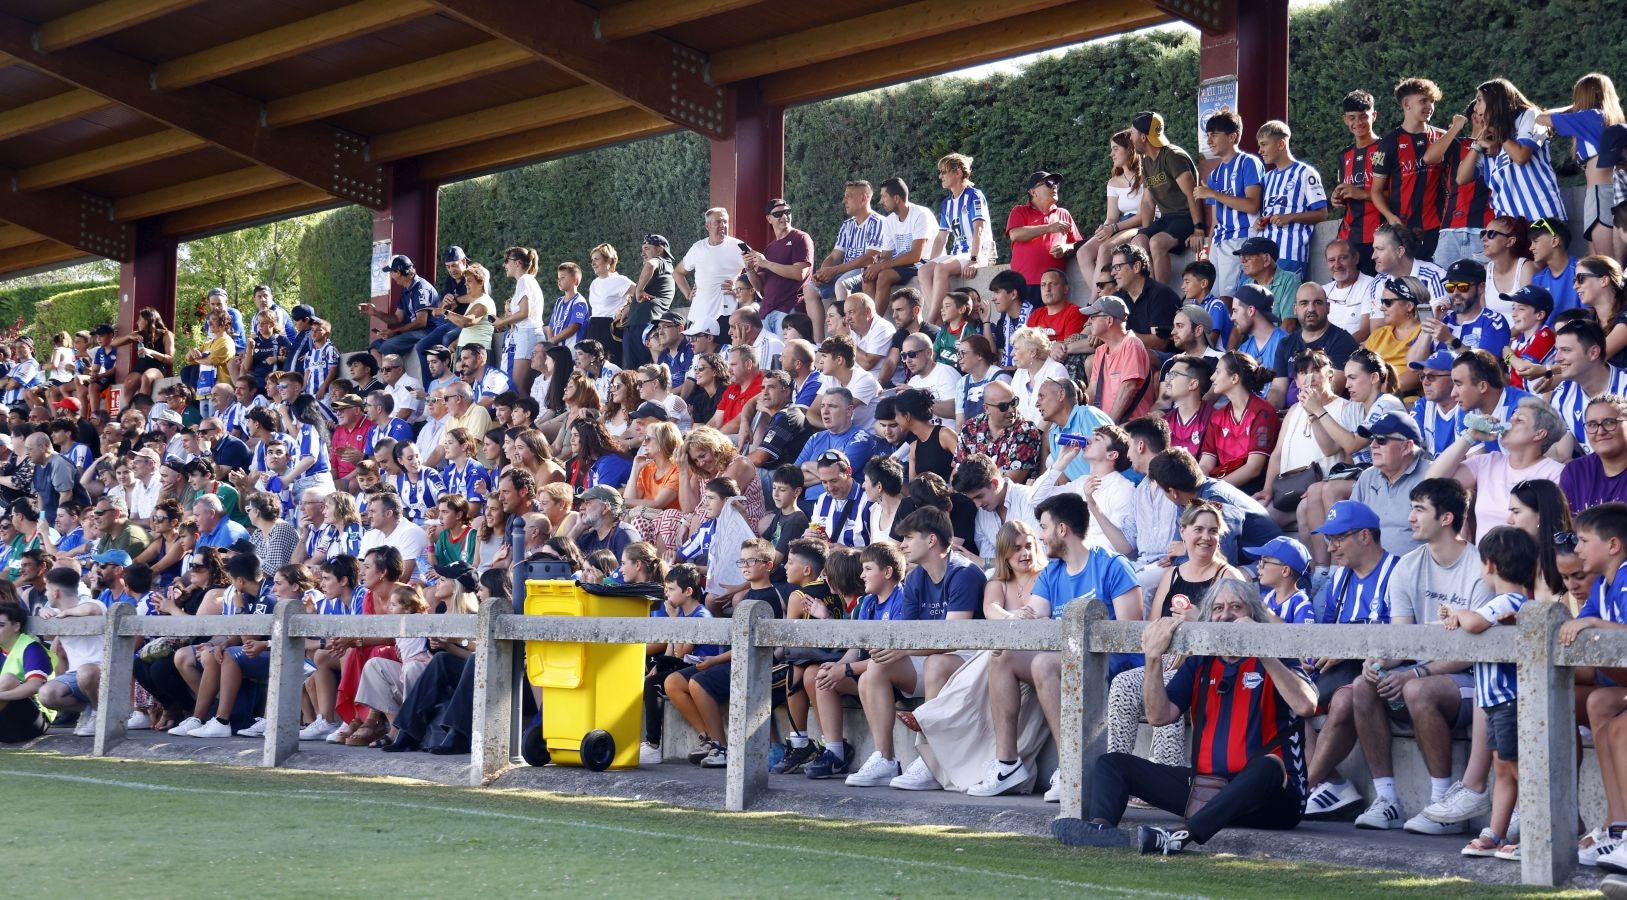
[1432,228,1487,272]
[414,320,461,382]
[373,328,433,365]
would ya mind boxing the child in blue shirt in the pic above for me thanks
[1247,536,1315,624]
[1443,525,1537,860]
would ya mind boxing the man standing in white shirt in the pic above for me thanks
[844,293,895,379]
[676,207,746,340]
[1323,239,1379,341]
[862,177,938,303]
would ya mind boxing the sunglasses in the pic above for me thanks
[770,209,792,219]
[1444,281,1476,293]
[1095,280,1115,290]
[1531,219,1560,237]
[988,400,1018,412]
[816,450,849,465]
[1576,272,1605,285]
[902,350,925,360]
[1480,230,1510,240]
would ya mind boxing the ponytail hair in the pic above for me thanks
[1217,350,1271,395]
[504,246,540,276]
[1348,347,1398,394]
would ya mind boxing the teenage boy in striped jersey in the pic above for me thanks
[920,153,990,326]
[1254,120,1329,281]
[1370,78,1448,262]
[1193,111,1262,296]
[804,180,884,341]
[1332,90,1383,275]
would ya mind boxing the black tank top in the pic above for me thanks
[913,425,954,480]
[644,257,675,314]
[1158,566,1220,619]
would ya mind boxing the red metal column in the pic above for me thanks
[116,219,176,378]
[709,81,784,252]
[369,160,439,333]
[1199,0,1288,155]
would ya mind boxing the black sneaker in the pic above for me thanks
[772,742,821,775]
[803,747,851,779]
[1051,817,1129,848]
[1136,825,1190,855]
[687,737,718,765]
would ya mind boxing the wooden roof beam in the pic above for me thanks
[0,171,130,260]
[0,239,91,276]
[0,223,41,251]
[596,0,760,41]
[15,130,206,191]
[417,106,671,182]
[264,39,532,127]
[154,0,436,90]
[709,0,1078,84]
[762,0,1168,106]
[115,167,294,220]
[159,183,336,239]
[0,13,389,209]
[37,0,207,51]
[371,85,628,160]
[0,89,114,142]
[426,0,730,139]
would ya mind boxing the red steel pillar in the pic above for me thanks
[1198,0,1289,155]
[369,160,439,335]
[116,219,177,378]
[709,81,784,252]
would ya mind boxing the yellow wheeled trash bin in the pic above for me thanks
[522,579,649,770]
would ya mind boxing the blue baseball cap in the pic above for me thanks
[1502,284,1554,316]
[1408,348,1457,372]
[1599,123,1627,169]
[92,549,133,567]
[1243,536,1310,576]
[1357,412,1423,445]
[1311,501,1382,536]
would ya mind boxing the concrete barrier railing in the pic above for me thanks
[24,598,1614,886]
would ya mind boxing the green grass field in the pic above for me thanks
[0,752,1590,898]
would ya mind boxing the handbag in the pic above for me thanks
[1270,462,1321,513]
[1185,773,1230,819]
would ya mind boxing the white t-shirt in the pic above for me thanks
[1278,396,1353,472]
[871,203,940,261]
[588,273,634,319]
[852,316,896,377]
[681,239,746,331]
[908,363,960,405]
[1108,182,1144,221]
[385,374,424,422]
[59,596,106,672]
[359,521,430,564]
[1323,273,1376,334]
[820,368,882,432]
[1010,359,1069,424]
[512,273,548,330]
[754,330,785,369]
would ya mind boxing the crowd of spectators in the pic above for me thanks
[8,69,1627,870]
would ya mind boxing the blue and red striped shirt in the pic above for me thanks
[1166,654,1310,798]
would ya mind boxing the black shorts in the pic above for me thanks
[1384,671,1475,730]
[1486,699,1518,760]
[1141,214,1195,245]
[1313,659,1364,713]
[131,358,169,376]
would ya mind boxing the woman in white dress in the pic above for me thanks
[1007,327,1069,425]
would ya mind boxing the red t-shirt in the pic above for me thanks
[1165,404,1215,458]
[1024,303,1086,343]
[715,371,763,425]
[333,420,370,479]
[1005,203,1081,285]
[1199,395,1279,475]
[1509,325,1555,390]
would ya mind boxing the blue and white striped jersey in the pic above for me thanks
[1471,591,1526,707]
[833,212,884,262]
[1259,160,1329,264]
[303,342,339,396]
[1205,151,1264,242]
[939,186,989,256]
[1551,366,1627,452]
[1317,554,1401,624]
[1485,109,1566,223]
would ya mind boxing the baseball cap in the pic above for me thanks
[433,561,479,590]
[52,397,80,412]
[1080,296,1130,320]
[631,401,670,422]
[1131,111,1168,148]
[1235,236,1280,258]
[1243,536,1310,576]
[578,485,623,507]
[92,549,133,566]
[1408,348,1458,372]
[152,409,183,426]
[228,538,259,555]
[683,319,719,337]
[1444,258,1486,284]
[206,288,228,299]
[1357,412,1423,445]
[291,304,316,322]
[1233,283,1279,324]
[1310,500,1382,536]
[426,344,452,360]
[643,234,673,258]
[132,447,159,462]
[332,393,365,410]
[1024,171,1063,190]
[1502,284,1554,315]
[1599,123,1627,169]
[764,198,790,214]
[380,254,413,274]
[657,311,684,325]
[92,324,116,336]
[1177,304,1213,332]
[443,245,467,262]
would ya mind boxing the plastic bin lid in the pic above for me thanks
[578,580,664,603]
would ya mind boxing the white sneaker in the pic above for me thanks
[1421,781,1491,824]
[639,742,663,765]
[1043,770,1063,803]
[299,717,339,741]
[1355,796,1405,830]
[699,745,728,768]
[326,723,353,744]
[126,710,151,730]
[1600,841,1627,875]
[1582,827,1626,867]
[239,717,267,738]
[1303,780,1363,816]
[844,751,902,787]
[72,709,98,737]
[168,716,204,737]
[190,718,233,738]
[1507,807,1521,843]
[889,757,941,791]
[1404,811,1467,835]
[967,759,1032,798]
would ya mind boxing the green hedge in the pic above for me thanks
[31,285,118,347]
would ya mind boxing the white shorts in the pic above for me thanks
[507,322,540,361]
[906,655,926,699]
[927,252,975,268]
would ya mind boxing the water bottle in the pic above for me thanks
[1370,661,1406,711]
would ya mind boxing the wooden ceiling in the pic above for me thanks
[0,0,1194,277]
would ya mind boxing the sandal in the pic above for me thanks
[369,736,392,749]
[896,711,920,733]
[1494,843,1520,861]
[346,718,388,747]
[1462,829,1503,857]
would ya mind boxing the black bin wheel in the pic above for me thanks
[580,729,616,771]
[521,722,550,767]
